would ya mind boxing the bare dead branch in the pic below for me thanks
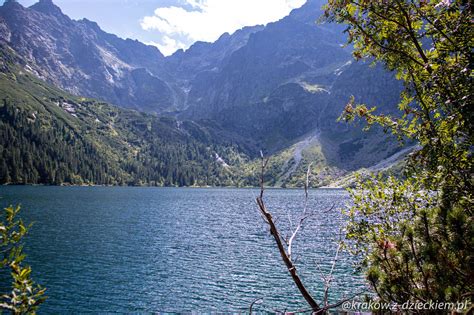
[259,150,269,199]
[288,212,294,234]
[288,164,312,259]
[256,155,321,312]
[291,291,366,314]
[316,291,367,314]
[322,204,336,214]
[323,230,343,307]
[254,157,364,313]
[249,297,263,314]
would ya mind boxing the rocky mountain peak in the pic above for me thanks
[30,0,65,18]
[0,0,404,180]
[79,18,101,30]
[2,0,24,10]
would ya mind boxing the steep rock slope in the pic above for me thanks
[0,0,407,186]
[169,0,403,171]
[0,0,175,112]
[0,47,254,186]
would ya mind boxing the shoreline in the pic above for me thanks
[0,183,345,189]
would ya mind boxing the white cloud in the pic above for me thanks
[141,0,306,55]
[147,36,187,56]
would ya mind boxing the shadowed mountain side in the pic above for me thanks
[0,0,175,111]
[0,0,407,186]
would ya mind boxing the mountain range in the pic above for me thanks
[0,0,407,187]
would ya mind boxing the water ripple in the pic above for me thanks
[0,186,366,313]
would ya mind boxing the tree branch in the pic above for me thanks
[348,15,426,69]
[256,156,321,312]
[323,232,343,307]
[288,164,313,259]
[249,297,263,314]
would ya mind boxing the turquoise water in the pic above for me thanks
[0,186,365,313]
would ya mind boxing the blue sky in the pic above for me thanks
[2,0,306,56]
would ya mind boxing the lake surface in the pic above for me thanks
[0,186,366,313]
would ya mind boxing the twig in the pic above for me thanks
[292,291,366,314]
[259,150,269,199]
[323,230,343,307]
[322,204,336,214]
[316,291,367,314]
[249,297,263,314]
[288,164,312,259]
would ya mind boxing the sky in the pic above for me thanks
[3,0,306,56]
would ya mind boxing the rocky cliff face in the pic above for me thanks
[0,0,405,174]
[0,0,176,112]
[165,0,403,168]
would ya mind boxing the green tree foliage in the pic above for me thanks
[0,58,253,187]
[0,205,46,314]
[325,0,473,306]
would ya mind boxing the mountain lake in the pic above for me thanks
[0,186,366,312]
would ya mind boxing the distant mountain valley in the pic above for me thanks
[0,0,408,187]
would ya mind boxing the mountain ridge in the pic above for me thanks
[0,0,175,112]
[0,0,408,187]
[0,49,261,186]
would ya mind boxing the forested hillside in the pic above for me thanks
[0,44,407,187]
[0,0,410,187]
[0,47,256,186]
